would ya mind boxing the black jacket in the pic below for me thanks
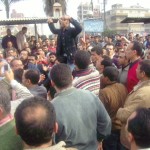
[48,18,82,63]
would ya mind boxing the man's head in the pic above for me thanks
[127,108,150,149]
[50,64,72,90]
[22,27,27,34]
[125,41,142,61]
[136,60,150,81]
[96,56,112,73]
[6,49,17,57]
[15,96,56,147]
[91,46,103,65]
[59,15,70,28]
[75,51,91,70]
[20,50,29,61]
[22,70,40,88]
[118,52,129,66]
[6,29,11,36]
[105,43,115,59]
[48,52,56,64]
[28,54,38,65]
[0,88,11,119]
[10,58,24,71]
[101,66,119,86]
[6,41,13,48]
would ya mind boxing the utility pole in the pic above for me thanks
[103,0,106,29]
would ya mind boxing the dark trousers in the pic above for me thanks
[103,130,128,150]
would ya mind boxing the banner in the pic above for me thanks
[83,19,104,33]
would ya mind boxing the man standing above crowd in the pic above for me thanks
[16,27,27,52]
[2,29,18,50]
[47,15,82,69]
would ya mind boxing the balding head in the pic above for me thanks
[15,96,56,147]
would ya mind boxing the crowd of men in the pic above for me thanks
[0,15,150,150]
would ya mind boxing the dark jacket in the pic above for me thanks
[2,35,18,49]
[48,18,82,63]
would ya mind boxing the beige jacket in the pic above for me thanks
[116,80,150,149]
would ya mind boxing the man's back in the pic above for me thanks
[52,87,111,150]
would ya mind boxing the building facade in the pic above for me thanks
[77,2,101,22]
[105,4,150,34]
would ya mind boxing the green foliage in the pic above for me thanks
[102,29,117,37]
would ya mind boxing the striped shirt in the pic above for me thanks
[73,68,100,96]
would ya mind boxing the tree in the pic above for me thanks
[43,0,66,16]
[0,0,23,18]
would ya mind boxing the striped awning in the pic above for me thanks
[121,17,150,24]
[0,17,58,25]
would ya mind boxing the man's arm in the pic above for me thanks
[5,70,32,99]
[70,18,82,37]
[47,18,60,34]
[96,96,111,141]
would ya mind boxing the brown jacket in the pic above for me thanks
[116,80,150,149]
[99,82,128,130]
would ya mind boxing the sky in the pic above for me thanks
[0,0,150,19]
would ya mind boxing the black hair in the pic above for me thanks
[103,66,119,82]
[15,96,56,147]
[131,41,143,56]
[14,68,24,83]
[75,50,91,69]
[50,64,72,89]
[139,60,150,78]
[101,57,112,68]
[22,27,27,30]
[91,46,103,55]
[24,69,40,84]
[128,108,150,148]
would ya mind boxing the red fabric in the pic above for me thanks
[127,61,139,93]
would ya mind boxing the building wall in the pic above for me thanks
[105,4,150,34]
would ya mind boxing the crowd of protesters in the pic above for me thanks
[0,15,150,150]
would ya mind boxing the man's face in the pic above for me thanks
[7,41,13,48]
[51,40,56,46]
[49,55,56,63]
[11,60,23,71]
[7,50,14,57]
[59,18,70,28]
[42,46,48,53]
[7,29,11,36]
[6,56,14,64]
[91,51,101,64]
[22,29,27,34]
[136,64,144,80]
[118,52,126,65]
[125,43,135,60]
[20,51,28,61]
[106,45,114,58]
[28,56,36,65]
